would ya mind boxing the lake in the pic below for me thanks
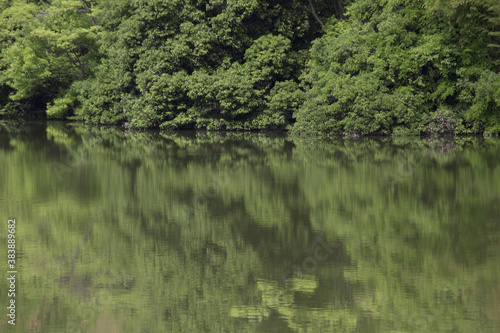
[1,121,499,332]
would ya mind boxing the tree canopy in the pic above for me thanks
[1,0,499,135]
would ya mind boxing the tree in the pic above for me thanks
[292,0,497,136]
[0,0,100,117]
[75,0,325,129]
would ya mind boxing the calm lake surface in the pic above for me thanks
[1,121,500,332]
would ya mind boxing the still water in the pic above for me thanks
[1,121,499,332]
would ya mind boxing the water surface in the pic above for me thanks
[1,121,499,332]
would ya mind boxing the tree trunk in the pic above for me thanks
[333,0,345,20]
[308,0,324,27]
[80,0,97,26]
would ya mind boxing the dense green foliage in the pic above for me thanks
[0,0,100,116]
[2,121,500,331]
[294,0,500,136]
[0,0,499,134]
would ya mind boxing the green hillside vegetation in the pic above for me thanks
[1,0,499,135]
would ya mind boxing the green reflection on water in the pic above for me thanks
[1,121,499,332]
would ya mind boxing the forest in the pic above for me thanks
[0,0,499,136]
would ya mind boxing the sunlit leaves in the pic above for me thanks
[0,0,100,115]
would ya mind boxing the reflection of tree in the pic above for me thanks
[1,121,499,332]
[232,277,357,332]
